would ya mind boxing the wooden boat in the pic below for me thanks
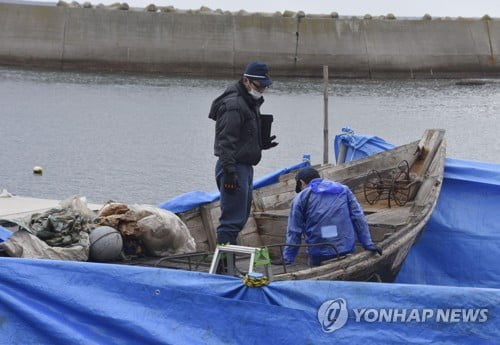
[149,128,445,282]
[1,129,446,283]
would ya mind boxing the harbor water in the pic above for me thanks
[1,66,499,204]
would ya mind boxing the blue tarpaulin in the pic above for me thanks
[1,130,500,344]
[396,158,500,288]
[333,129,500,289]
[334,127,395,163]
[0,226,12,243]
[1,257,499,344]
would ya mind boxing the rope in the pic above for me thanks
[242,273,270,287]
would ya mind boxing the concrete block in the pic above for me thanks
[0,4,65,66]
[233,15,297,75]
[296,18,370,77]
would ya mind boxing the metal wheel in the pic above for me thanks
[391,160,411,206]
[364,169,384,205]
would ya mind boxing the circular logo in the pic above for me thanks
[317,298,348,333]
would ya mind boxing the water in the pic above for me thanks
[1,66,500,205]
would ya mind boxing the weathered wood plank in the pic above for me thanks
[238,217,264,247]
[200,203,219,251]
[365,207,411,229]
[254,214,288,238]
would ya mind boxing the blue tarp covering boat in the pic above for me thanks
[1,258,499,344]
[334,129,500,289]
[1,130,499,344]
[396,158,500,289]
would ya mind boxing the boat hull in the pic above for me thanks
[177,129,446,283]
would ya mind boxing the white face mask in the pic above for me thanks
[249,89,263,100]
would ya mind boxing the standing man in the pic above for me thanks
[283,167,382,266]
[209,61,278,245]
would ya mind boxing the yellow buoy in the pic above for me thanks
[33,166,43,175]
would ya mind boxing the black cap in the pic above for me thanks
[295,167,320,193]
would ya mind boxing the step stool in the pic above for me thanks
[209,244,273,280]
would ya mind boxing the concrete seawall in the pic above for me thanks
[1,3,499,78]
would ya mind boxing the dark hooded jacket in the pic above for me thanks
[208,80,264,173]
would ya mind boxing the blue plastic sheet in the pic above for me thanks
[1,257,499,344]
[333,129,500,289]
[334,127,395,163]
[158,160,310,213]
[0,226,12,253]
[0,226,12,243]
[396,158,500,288]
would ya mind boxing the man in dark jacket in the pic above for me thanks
[284,167,382,266]
[208,61,278,245]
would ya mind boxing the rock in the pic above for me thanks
[161,5,175,13]
[107,2,121,9]
[56,0,69,7]
[199,6,213,13]
[145,4,157,12]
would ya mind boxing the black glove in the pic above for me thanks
[223,172,239,194]
[262,135,279,150]
[365,244,383,256]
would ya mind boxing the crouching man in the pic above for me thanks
[283,167,382,266]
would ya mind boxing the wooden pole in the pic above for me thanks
[323,65,329,164]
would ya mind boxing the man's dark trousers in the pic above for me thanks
[215,160,254,245]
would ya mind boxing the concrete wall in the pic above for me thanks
[1,3,499,78]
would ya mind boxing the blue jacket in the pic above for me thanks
[283,178,374,264]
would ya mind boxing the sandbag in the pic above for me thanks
[98,203,196,256]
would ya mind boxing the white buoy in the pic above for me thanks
[33,166,43,175]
